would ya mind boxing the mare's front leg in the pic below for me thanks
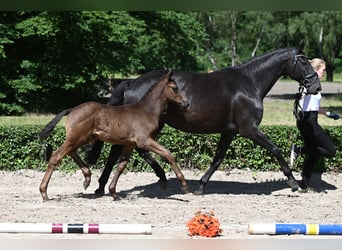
[196,132,236,195]
[140,138,188,194]
[69,151,92,190]
[108,146,134,200]
[241,126,300,191]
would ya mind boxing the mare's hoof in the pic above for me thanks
[158,179,168,190]
[298,187,318,193]
[193,184,204,195]
[286,179,299,192]
[94,188,105,196]
[193,190,203,196]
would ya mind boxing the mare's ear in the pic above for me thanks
[297,40,305,53]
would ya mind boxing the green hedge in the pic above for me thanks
[0,125,341,173]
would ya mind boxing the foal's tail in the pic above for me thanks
[38,109,72,139]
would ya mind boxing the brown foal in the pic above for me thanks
[38,72,189,201]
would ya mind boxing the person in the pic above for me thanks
[290,58,340,192]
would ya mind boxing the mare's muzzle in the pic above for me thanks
[301,72,322,95]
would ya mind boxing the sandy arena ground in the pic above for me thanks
[0,168,342,239]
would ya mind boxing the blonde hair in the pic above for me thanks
[309,58,326,71]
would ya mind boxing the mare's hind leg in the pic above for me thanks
[140,138,188,193]
[108,146,134,200]
[86,140,104,165]
[195,132,236,195]
[39,143,74,201]
[69,151,91,190]
[241,126,300,191]
[95,144,123,195]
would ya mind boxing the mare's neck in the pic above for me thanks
[247,51,290,98]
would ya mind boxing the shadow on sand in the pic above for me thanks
[75,172,336,201]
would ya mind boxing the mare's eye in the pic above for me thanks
[172,86,178,92]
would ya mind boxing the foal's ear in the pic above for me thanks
[297,40,305,54]
[167,70,174,81]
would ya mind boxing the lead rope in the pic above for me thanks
[293,87,305,121]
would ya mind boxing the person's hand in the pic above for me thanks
[326,111,340,120]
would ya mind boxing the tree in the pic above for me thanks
[288,11,342,81]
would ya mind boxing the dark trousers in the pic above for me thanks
[296,111,336,183]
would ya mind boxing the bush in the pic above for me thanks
[0,125,341,173]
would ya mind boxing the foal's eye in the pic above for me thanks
[172,86,178,92]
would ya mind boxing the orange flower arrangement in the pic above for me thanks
[186,210,222,237]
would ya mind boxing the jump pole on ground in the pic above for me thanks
[0,223,152,234]
[248,223,342,235]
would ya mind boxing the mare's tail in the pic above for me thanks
[38,109,72,139]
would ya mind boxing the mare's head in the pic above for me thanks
[286,46,322,95]
[163,71,189,110]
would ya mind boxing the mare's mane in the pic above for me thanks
[217,47,296,72]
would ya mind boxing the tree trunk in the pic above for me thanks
[326,64,334,82]
[230,11,237,66]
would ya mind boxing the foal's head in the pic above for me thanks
[163,71,189,110]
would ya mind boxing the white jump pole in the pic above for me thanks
[248,223,342,235]
[0,223,152,234]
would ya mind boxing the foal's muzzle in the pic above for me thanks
[179,100,190,110]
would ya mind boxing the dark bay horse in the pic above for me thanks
[88,47,322,195]
[38,72,189,201]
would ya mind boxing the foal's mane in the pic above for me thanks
[136,76,169,105]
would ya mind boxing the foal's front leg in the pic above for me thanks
[141,138,188,193]
[108,146,134,200]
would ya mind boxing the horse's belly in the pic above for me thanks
[164,114,229,134]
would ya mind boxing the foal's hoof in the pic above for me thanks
[111,194,121,201]
[286,179,300,192]
[181,185,190,194]
[158,179,168,190]
[83,179,91,190]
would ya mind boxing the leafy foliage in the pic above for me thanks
[0,11,342,115]
[1,125,341,174]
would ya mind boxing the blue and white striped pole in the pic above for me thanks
[248,223,342,235]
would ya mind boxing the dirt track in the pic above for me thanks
[1,168,342,239]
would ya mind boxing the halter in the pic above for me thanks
[292,53,319,93]
[291,52,319,121]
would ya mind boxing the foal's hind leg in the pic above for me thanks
[69,151,92,190]
[39,143,73,201]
